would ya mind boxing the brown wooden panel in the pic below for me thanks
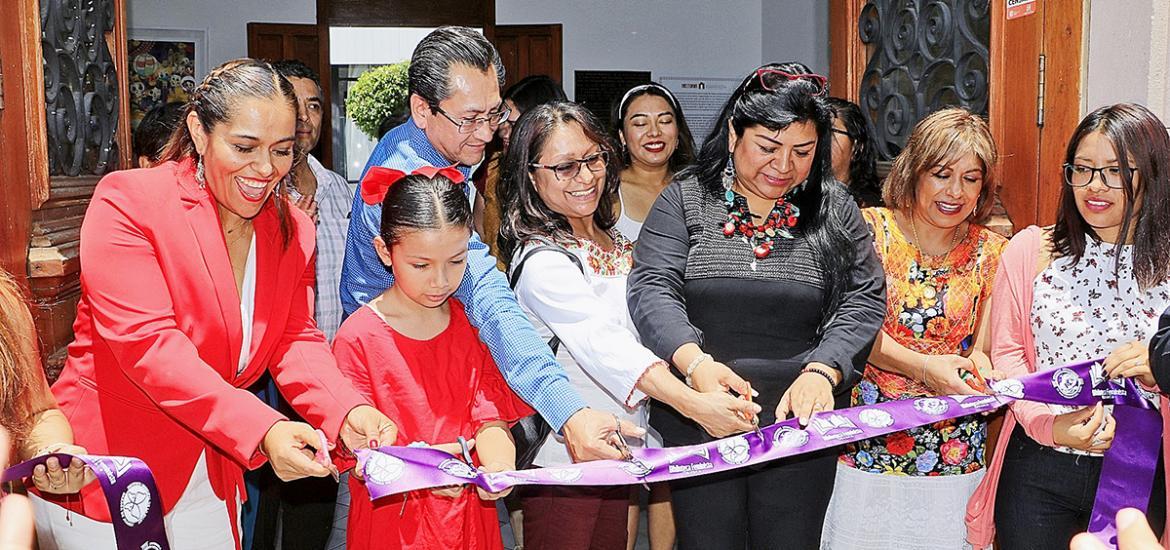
[290,35,321,75]
[989,0,1044,231]
[1037,5,1084,226]
[0,0,49,281]
[326,0,492,27]
[827,0,865,102]
[493,24,563,90]
[496,35,520,81]
[27,274,80,383]
[251,33,285,62]
[247,22,331,169]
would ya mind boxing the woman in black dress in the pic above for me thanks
[627,62,886,550]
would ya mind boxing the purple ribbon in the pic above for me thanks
[3,454,169,550]
[356,358,1162,549]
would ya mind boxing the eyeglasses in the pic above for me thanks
[529,151,610,181]
[1062,163,1135,189]
[742,68,828,96]
[431,104,512,134]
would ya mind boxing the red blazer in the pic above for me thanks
[51,158,368,523]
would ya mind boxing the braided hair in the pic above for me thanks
[160,58,299,246]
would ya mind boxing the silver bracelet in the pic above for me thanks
[685,353,713,388]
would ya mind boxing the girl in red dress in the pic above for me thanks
[334,166,531,550]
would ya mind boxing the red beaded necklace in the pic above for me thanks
[721,189,800,259]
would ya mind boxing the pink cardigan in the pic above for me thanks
[964,225,1170,549]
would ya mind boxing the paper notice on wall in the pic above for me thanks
[659,76,742,144]
[1006,0,1037,20]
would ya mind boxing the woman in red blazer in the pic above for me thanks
[33,59,397,549]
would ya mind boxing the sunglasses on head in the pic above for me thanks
[742,68,828,97]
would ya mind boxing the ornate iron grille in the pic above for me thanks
[858,0,991,161]
[41,0,120,176]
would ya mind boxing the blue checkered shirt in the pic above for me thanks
[339,119,586,431]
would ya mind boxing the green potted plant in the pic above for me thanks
[345,61,410,140]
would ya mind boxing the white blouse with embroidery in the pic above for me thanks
[511,232,661,468]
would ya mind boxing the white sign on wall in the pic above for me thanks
[659,76,742,144]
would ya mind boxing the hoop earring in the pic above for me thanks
[722,157,736,192]
[195,156,206,188]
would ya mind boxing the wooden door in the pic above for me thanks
[493,24,564,89]
[829,0,1084,231]
[0,0,48,284]
[247,22,331,169]
[1,0,132,379]
[989,2,1083,230]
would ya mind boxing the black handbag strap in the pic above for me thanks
[508,239,585,355]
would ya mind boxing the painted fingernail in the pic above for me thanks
[369,439,379,449]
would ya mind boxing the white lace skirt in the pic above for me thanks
[820,462,984,550]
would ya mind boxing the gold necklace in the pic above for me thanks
[223,219,253,244]
[908,215,963,268]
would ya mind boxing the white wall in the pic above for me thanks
[496,0,764,99]
[1084,0,1170,122]
[126,0,316,70]
[760,0,830,75]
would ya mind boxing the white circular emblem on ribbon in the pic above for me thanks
[119,481,151,527]
[913,397,949,416]
[364,453,406,485]
[858,408,895,428]
[1051,368,1084,399]
[438,458,480,480]
[773,426,810,448]
[717,436,751,465]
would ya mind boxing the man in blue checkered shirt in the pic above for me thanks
[339,26,641,462]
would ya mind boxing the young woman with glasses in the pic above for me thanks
[626,62,886,549]
[966,103,1170,549]
[497,102,757,550]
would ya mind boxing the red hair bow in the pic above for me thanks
[360,165,466,205]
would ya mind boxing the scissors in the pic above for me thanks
[957,335,990,393]
[610,415,634,460]
[457,436,476,467]
[313,429,340,482]
[739,381,767,437]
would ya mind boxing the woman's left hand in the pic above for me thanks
[339,405,398,457]
[29,444,97,494]
[775,363,839,427]
[1103,341,1155,388]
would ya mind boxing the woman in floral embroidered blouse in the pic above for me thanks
[496,102,758,550]
[823,108,1006,550]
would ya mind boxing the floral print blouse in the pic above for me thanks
[1032,238,1170,456]
[840,208,1006,476]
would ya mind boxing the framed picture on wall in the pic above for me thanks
[126,28,208,131]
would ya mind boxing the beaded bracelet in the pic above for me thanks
[685,353,713,388]
[801,365,839,391]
